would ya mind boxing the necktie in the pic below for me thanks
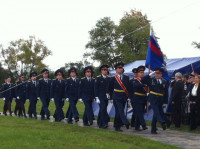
[157,79,160,84]
[120,75,122,80]
[74,79,76,82]
[59,80,61,83]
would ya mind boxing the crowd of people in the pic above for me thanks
[0,62,198,134]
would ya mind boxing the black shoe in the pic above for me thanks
[115,128,123,132]
[34,116,37,119]
[151,131,158,134]
[84,123,90,126]
[135,128,142,131]
[68,122,73,124]
[3,112,7,116]
[41,117,45,120]
[14,112,17,116]
[75,118,79,123]
[162,123,166,130]
[89,121,93,126]
[47,115,50,120]
[142,126,148,130]
[100,125,108,129]
[125,123,130,129]
[24,115,27,118]
[29,115,33,118]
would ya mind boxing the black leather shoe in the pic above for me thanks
[142,126,148,130]
[162,123,166,130]
[135,128,142,131]
[151,131,158,134]
[89,121,93,126]
[47,115,50,120]
[125,123,130,129]
[68,122,73,124]
[75,118,79,123]
[84,123,90,126]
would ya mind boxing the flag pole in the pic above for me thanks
[147,64,151,116]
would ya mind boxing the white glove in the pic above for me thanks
[3,98,5,101]
[106,93,110,99]
[162,104,167,108]
[17,96,20,99]
[66,98,69,102]
[149,71,155,76]
[51,98,54,101]
[37,97,40,100]
[79,98,83,103]
[127,98,131,102]
[95,97,100,104]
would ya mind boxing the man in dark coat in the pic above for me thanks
[171,72,184,128]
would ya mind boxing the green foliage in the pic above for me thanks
[0,36,52,78]
[192,41,200,49]
[85,9,150,68]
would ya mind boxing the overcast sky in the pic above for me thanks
[0,0,200,70]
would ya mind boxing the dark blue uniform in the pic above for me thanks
[94,75,110,128]
[65,77,80,123]
[78,77,95,125]
[129,78,147,129]
[142,75,168,133]
[26,81,38,118]
[37,78,52,118]
[15,80,27,116]
[2,83,15,115]
[51,79,65,121]
[109,74,130,130]
[2,83,15,102]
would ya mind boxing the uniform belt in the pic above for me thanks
[150,91,164,96]
[134,92,147,96]
[114,89,125,92]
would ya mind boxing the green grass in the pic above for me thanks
[0,100,199,134]
[0,99,85,118]
[0,116,180,149]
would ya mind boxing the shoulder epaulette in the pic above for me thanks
[97,75,101,77]
[66,77,70,79]
[81,77,85,79]
[39,78,43,80]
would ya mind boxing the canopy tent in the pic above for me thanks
[110,57,200,78]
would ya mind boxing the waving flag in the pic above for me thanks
[145,28,170,81]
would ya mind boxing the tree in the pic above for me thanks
[0,36,52,77]
[192,41,200,49]
[85,10,151,68]
[85,17,120,68]
[116,10,150,64]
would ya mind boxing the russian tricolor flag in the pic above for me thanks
[145,28,170,81]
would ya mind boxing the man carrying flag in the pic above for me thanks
[108,62,130,132]
[143,28,170,134]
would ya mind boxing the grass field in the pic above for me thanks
[0,100,182,149]
[0,116,180,149]
[1,100,200,134]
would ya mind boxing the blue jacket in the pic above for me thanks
[129,78,147,104]
[65,78,80,99]
[109,74,130,100]
[26,81,38,101]
[78,77,95,101]
[15,81,27,100]
[142,75,168,105]
[2,83,15,100]
[37,78,52,99]
[94,75,111,99]
[50,79,65,99]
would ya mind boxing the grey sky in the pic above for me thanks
[0,0,200,70]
